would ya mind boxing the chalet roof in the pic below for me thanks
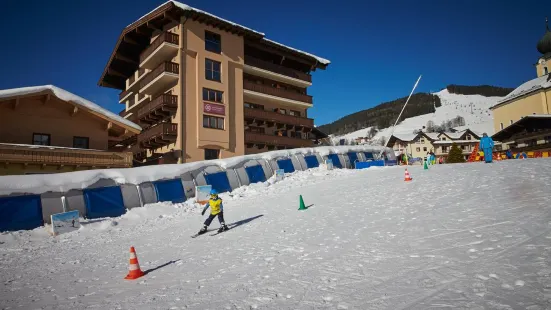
[492,115,551,142]
[491,74,551,109]
[0,85,141,133]
[99,1,330,89]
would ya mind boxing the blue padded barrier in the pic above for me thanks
[277,158,295,173]
[204,171,232,193]
[326,154,343,168]
[347,152,359,168]
[303,155,319,168]
[0,195,43,231]
[355,160,385,169]
[385,160,398,166]
[363,152,374,160]
[245,165,266,184]
[153,179,186,203]
[83,186,126,219]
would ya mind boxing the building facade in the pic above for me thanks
[490,19,551,134]
[0,85,140,175]
[389,129,480,161]
[98,1,329,165]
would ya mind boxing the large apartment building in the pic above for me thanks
[98,1,330,165]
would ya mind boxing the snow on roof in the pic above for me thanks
[494,75,551,107]
[262,38,331,65]
[424,132,440,140]
[444,131,465,139]
[129,1,264,36]
[432,139,479,144]
[0,85,141,131]
[391,133,418,142]
[128,1,330,65]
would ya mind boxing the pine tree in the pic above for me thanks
[447,143,465,163]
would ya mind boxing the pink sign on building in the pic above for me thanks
[203,103,225,116]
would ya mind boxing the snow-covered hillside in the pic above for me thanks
[2,159,551,309]
[335,89,502,143]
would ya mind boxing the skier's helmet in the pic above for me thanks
[210,189,219,198]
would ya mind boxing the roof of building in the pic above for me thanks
[492,115,551,142]
[432,140,479,145]
[537,18,551,55]
[0,85,141,132]
[491,74,551,109]
[99,1,330,89]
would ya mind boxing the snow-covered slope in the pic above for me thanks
[2,159,551,309]
[335,89,502,143]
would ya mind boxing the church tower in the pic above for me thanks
[536,17,551,77]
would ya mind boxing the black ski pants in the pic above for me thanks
[204,212,225,227]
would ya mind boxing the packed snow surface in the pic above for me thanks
[337,89,502,142]
[2,159,551,309]
[0,85,141,131]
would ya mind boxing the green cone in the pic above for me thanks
[298,195,307,210]
[424,160,429,170]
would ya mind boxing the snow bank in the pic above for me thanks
[0,85,141,131]
[0,145,392,196]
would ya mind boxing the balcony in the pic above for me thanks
[139,62,179,95]
[138,123,178,149]
[243,80,313,106]
[118,88,134,103]
[0,143,132,168]
[140,32,179,70]
[244,57,312,87]
[137,94,178,125]
[244,132,314,149]
[244,108,313,128]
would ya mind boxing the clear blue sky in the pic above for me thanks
[1,0,550,126]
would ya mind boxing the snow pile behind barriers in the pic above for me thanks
[0,145,391,196]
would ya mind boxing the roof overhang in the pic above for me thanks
[492,115,551,142]
[98,1,264,90]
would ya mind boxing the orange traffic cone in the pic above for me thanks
[124,246,145,280]
[404,169,413,182]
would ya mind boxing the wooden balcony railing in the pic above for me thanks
[0,144,132,168]
[245,57,312,82]
[118,89,133,102]
[244,108,313,128]
[243,80,312,104]
[140,32,179,64]
[139,62,179,90]
[128,68,146,86]
[244,132,314,148]
[137,94,178,124]
[138,123,178,148]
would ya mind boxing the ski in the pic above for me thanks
[210,228,231,236]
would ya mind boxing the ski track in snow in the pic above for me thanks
[2,159,551,309]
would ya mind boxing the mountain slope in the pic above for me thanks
[319,85,512,139]
[336,89,504,143]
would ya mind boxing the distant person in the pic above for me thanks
[429,151,436,165]
[71,219,75,227]
[479,133,495,163]
[506,149,513,159]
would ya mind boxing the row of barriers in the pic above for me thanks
[0,146,396,232]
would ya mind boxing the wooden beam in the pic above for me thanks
[147,22,162,32]
[42,94,50,104]
[12,97,19,110]
[135,27,150,36]
[115,53,137,64]
[71,106,78,116]
[164,12,179,23]
[123,36,139,45]
[107,69,127,78]
[106,122,113,131]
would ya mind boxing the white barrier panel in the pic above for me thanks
[120,184,141,209]
[64,190,87,219]
[138,182,157,205]
[40,192,64,224]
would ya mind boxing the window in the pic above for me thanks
[205,31,221,53]
[420,138,425,143]
[203,88,223,103]
[248,126,265,134]
[442,146,449,153]
[73,136,89,149]
[205,59,221,82]
[461,145,466,150]
[275,108,286,115]
[416,147,420,152]
[32,133,50,146]
[442,137,446,141]
[289,110,301,117]
[205,149,220,160]
[244,102,263,109]
[203,115,224,130]
[423,147,427,152]
[467,135,472,140]
[500,123,504,130]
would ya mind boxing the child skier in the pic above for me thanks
[197,189,229,235]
